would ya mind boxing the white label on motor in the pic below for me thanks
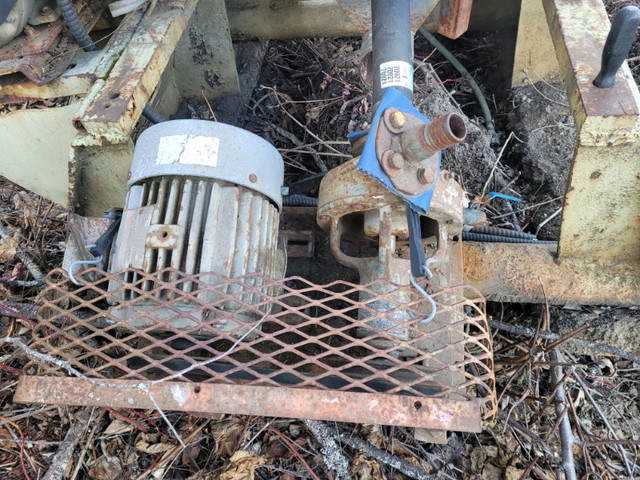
[156,135,220,166]
[379,61,413,91]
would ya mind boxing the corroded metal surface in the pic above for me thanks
[0,0,104,85]
[542,0,640,144]
[375,108,439,197]
[75,0,198,141]
[337,0,438,34]
[16,378,483,430]
[542,0,640,264]
[438,0,473,39]
[375,108,466,197]
[0,19,61,61]
[18,267,495,430]
[0,50,98,103]
[463,242,640,305]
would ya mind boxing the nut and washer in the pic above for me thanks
[381,150,404,176]
[417,168,435,185]
[383,108,406,134]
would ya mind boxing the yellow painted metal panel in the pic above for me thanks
[0,103,78,207]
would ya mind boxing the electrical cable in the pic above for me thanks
[56,0,96,52]
[470,226,537,240]
[462,232,556,244]
[282,194,318,207]
[418,26,495,136]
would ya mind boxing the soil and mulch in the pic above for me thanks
[0,2,640,479]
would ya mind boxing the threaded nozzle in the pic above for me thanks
[424,113,467,155]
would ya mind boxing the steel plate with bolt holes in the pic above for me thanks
[16,267,495,431]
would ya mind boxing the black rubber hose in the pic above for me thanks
[142,105,166,124]
[462,232,556,244]
[418,26,495,136]
[282,195,318,207]
[470,226,537,240]
[56,0,165,124]
[372,0,413,105]
[56,0,97,52]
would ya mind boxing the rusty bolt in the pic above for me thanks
[249,174,258,183]
[388,153,404,169]
[389,111,406,130]
[417,168,434,185]
[381,150,403,176]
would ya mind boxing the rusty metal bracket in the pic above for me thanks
[375,107,439,196]
[438,0,474,39]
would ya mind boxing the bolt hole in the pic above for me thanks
[448,114,467,140]
[69,62,77,68]
[414,401,422,410]
[109,92,120,99]
[103,103,111,109]
[160,230,169,239]
[194,386,201,394]
[452,235,459,242]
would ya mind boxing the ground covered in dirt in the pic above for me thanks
[1,2,640,479]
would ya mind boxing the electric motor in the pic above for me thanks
[108,120,284,333]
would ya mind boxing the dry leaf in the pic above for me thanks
[360,424,384,448]
[87,455,122,480]
[13,191,38,225]
[0,237,18,263]
[0,427,16,448]
[351,453,386,480]
[134,434,174,454]
[482,463,502,480]
[212,417,246,456]
[220,450,267,480]
[505,466,525,480]
[104,418,135,435]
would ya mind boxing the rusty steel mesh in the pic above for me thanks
[29,268,496,422]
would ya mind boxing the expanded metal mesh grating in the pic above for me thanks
[27,268,496,427]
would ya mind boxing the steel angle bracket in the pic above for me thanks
[357,88,440,216]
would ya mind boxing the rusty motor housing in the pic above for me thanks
[107,120,285,334]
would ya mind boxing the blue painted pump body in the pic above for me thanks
[354,88,441,216]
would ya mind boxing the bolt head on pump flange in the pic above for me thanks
[375,107,439,197]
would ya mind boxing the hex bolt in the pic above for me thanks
[388,152,404,169]
[41,5,51,14]
[417,168,434,185]
[389,111,406,130]
[5,14,15,23]
[381,150,403,176]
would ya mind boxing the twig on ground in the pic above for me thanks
[327,425,436,480]
[0,223,45,281]
[551,350,577,480]
[266,421,322,480]
[489,320,640,365]
[304,420,353,480]
[70,409,105,480]
[571,370,636,478]
[43,408,94,480]
[481,132,515,198]
[0,414,33,480]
